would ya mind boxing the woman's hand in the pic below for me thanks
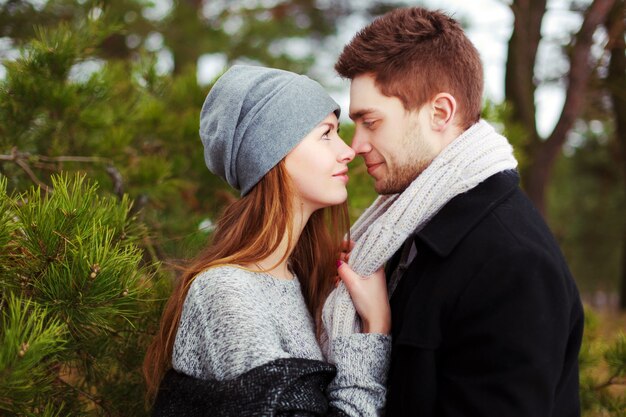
[336,262,391,335]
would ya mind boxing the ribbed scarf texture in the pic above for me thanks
[321,120,518,359]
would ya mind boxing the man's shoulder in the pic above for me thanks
[470,186,560,255]
[416,176,572,280]
[414,171,555,259]
[452,186,577,299]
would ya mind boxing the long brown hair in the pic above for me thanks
[143,160,349,401]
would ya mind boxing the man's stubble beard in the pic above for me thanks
[375,121,437,195]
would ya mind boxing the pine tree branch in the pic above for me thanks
[36,155,111,163]
[31,161,62,171]
[105,165,124,198]
[1,148,52,193]
[89,322,154,337]
[0,148,124,197]
[55,376,113,417]
[594,373,626,390]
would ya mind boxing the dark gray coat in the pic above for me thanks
[152,358,349,417]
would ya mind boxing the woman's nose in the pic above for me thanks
[338,141,356,163]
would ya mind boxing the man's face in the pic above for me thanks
[349,74,441,195]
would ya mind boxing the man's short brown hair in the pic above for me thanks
[335,7,483,129]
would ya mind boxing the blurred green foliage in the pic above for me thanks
[548,122,625,295]
[0,17,232,265]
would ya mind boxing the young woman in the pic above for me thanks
[143,65,391,416]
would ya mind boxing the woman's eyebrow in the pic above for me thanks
[320,122,338,130]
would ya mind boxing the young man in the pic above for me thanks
[336,7,584,417]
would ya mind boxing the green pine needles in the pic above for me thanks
[0,295,67,416]
[579,308,626,416]
[0,174,160,416]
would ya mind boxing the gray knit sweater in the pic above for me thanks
[172,266,391,416]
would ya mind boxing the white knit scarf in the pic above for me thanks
[321,120,518,359]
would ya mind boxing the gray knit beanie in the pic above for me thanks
[199,65,340,196]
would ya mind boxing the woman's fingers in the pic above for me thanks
[336,261,359,292]
[336,262,391,334]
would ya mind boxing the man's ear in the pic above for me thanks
[430,93,457,132]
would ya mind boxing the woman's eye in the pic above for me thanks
[322,129,332,140]
[363,120,376,129]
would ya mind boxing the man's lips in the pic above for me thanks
[366,162,383,175]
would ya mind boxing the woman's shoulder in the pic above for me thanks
[192,264,256,284]
[186,265,268,307]
[178,265,275,336]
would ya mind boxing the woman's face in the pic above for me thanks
[285,112,355,212]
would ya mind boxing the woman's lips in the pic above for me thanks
[334,174,349,184]
[333,169,349,184]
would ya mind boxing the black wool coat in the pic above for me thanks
[384,171,584,417]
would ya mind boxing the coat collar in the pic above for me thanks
[415,170,520,258]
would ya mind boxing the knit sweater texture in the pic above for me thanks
[172,266,391,416]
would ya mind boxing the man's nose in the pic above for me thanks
[350,128,372,154]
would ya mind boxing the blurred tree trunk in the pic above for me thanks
[505,0,545,139]
[605,0,626,309]
[167,0,205,74]
[100,33,132,60]
[505,0,616,215]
